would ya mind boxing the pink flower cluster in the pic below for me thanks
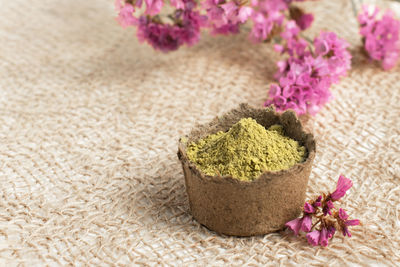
[358,5,400,70]
[202,0,252,35]
[115,0,315,51]
[249,0,313,42]
[115,0,205,52]
[115,0,356,117]
[264,30,351,115]
[136,10,206,52]
[286,175,360,247]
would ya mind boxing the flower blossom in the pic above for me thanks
[323,175,352,215]
[285,202,316,235]
[265,31,351,116]
[306,230,320,246]
[248,0,312,42]
[314,31,352,82]
[136,7,205,52]
[330,175,353,200]
[171,0,185,9]
[136,18,181,52]
[115,0,139,28]
[249,0,287,42]
[358,5,400,70]
[203,0,252,35]
[144,0,164,15]
[115,0,317,53]
[289,6,314,31]
[295,13,313,30]
[319,227,329,246]
[306,224,336,247]
[322,199,334,216]
[337,208,360,237]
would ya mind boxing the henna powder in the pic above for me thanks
[186,118,306,181]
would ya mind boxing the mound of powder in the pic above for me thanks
[186,118,306,181]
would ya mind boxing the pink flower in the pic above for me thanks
[319,227,329,247]
[331,175,353,200]
[203,0,250,35]
[115,0,123,10]
[323,199,334,216]
[170,0,185,9]
[358,5,400,70]
[269,84,281,97]
[249,13,271,42]
[314,195,322,207]
[285,201,315,235]
[306,230,320,246]
[314,31,352,81]
[304,202,315,214]
[287,176,359,247]
[338,208,360,237]
[136,8,204,52]
[358,5,378,29]
[221,2,238,19]
[342,226,352,237]
[295,13,313,30]
[137,19,181,52]
[144,0,164,15]
[281,20,300,40]
[285,214,312,235]
[115,1,137,28]
[238,6,253,23]
[265,31,350,116]
[248,0,286,42]
[179,10,206,45]
[345,219,360,226]
[265,57,331,115]
[300,215,312,232]
[211,23,240,35]
[339,209,360,227]
[285,218,302,235]
[327,226,336,238]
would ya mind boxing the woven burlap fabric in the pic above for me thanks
[0,0,399,265]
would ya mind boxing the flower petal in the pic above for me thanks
[306,230,320,246]
[300,215,312,232]
[331,175,353,200]
[319,227,329,247]
[304,202,315,214]
[339,208,349,220]
[342,226,352,237]
[285,218,302,236]
[345,219,360,226]
[327,226,336,238]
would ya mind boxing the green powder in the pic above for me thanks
[186,118,306,181]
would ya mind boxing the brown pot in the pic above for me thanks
[177,104,316,236]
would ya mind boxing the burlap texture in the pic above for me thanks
[0,0,399,265]
[178,104,316,236]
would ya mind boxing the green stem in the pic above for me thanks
[311,218,321,230]
[299,33,314,55]
[300,33,313,45]
[350,0,358,17]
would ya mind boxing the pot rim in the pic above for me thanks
[178,103,316,185]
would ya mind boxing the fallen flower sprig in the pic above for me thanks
[285,175,360,247]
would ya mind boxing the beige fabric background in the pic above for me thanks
[1,0,399,265]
